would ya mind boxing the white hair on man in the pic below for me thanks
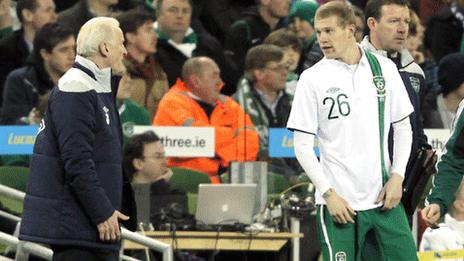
[76,17,120,57]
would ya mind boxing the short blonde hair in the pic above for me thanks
[76,17,120,57]
[315,1,356,28]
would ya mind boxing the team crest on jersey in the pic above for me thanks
[103,106,110,125]
[409,76,420,93]
[373,76,386,96]
[326,87,340,94]
[335,251,346,261]
[122,122,134,137]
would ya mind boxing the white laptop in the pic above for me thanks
[195,184,257,225]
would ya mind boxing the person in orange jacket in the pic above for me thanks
[153,56,259,183]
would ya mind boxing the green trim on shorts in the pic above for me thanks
[316,204,417,261]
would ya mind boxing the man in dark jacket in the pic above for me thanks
[1,22,75,124]
[224,0,291,74]
[424,0,464,63]
[0,0,57,108]
[123,131,188,230]
[19,17,136,261]
[57,0,118,36]
[154,0,240,95]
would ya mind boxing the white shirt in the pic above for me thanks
[420,214,464,261]
[287,47,413,210]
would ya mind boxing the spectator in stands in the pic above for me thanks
[406,10,425,64]
[116,72,151,143]
[0,0,13,39]
[287,0,322,74]
[1,23,75,125]
[362,0,431,180]
[353,5,366,42]
[154,0,239,95]
[425,0,464,63]
[425,53,464,128]
[153,56,259,184]
[420,181,464,257]
[263,28,302,95]
[57,0,118,36]
[234,44,302,179]
[0,0,57,108]
[123,131,189,230]
[224,0,291,74]
[19,17,136,260]
[117,9,168,119]
[406,9,442,128]
[198,0,253,44]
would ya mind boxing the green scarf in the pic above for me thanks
[154,25,198,44]
[233,77,293,158]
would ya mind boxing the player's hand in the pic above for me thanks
[97,210,129,241]
[421,204,441,229]
[376,173,403,211]
[325,190,356,224]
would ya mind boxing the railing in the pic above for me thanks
[0,184,173,261]
[121,228,173,261]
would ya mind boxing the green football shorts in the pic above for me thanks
[316,204,418,261]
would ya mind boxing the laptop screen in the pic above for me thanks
[195,184,257,225]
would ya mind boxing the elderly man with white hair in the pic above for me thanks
[19,17,136,261]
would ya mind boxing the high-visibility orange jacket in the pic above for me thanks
[153,80,259,183]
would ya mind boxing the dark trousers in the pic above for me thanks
[51,245,119,261]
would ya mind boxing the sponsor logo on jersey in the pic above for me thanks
[326,87,340,94]
[335,251,346,261]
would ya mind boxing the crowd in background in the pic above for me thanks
[0,0,462,178]
[0,0,460,200]
[0,0,463,259]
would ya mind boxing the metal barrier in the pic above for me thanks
[0,184,25,201]
[0,231,53,260]
[0,184,173,261]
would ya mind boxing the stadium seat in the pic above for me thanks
[169,167,211,194]
[0,166,29,192]
[0,166,29,214]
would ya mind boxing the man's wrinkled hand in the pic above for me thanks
[325,190,356,224]
[97,210,129,241]
[376,173,403,211]
[421,204,441,229]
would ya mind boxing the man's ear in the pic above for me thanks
[99,42,109,57]
[125,32,136,45]
[189,75,201,89]
[367,17,377,31]
[133,158,144,172]
[21,9,34,23]
[347,23,356,37]
[253,69,265,82]
[40,49,51,63]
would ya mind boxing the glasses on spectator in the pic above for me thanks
[264,63,289,72]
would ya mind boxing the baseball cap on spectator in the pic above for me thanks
[289,0,320,27]
[438,53,464,97]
